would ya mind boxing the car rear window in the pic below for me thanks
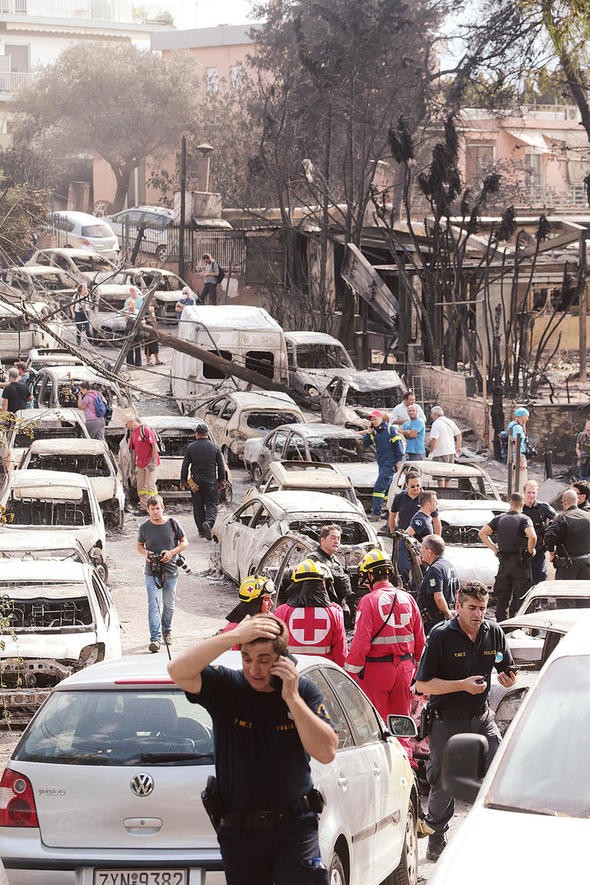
[15,690,214,766]
[13,423,87,447]
[246,411,300,431]
[287,519,369,546]
[81,224,113,238]
[27,454,110,477]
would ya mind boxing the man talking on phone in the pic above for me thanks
[168,613,338,884]
[415,581,516,862]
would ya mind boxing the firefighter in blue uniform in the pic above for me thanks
[362,410,404,520]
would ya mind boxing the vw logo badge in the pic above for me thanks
[131,773,154,797]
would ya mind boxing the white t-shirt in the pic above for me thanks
[390,402,426,424]
[429,416,460,456]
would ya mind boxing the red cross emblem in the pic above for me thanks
[289,607,330,644]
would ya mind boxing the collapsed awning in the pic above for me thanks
[340,243,399,333]
[506,128,550,152]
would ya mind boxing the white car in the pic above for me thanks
[0,653,418,885]
[31,365,131,437]
[435,616,590,884]
[47,210,119,257]
[387,460,509,587]
[19,438,126,529]
[212,490,379,584]
[0,469,107,578]
[27,348,85,370]
[515,579,590,617]
[0,529,92,566]
[0,559,121,725]
[1,407,91,472]
[284,331,355,401]
[243,423,377,511]
[27,247,117,285]
[195,390,305,466]
[3,265,77,307]
[0,298,59,360]
[247,461,362,510]
[320,370,405,428]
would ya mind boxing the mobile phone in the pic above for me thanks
[270,652,297,691]
[505,666,518,677]
[475,677,486,685]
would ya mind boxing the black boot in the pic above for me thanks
[426,832,447,862]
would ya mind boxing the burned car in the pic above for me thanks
[0,559,121,725]
[0,469,107,580]
[284,331,355,402]
[26,247,117,286]
[386,460,508,588]
[194,390,304,466]
[130,267,191,322]
[3,266,76,309]
[247,460,361,510]
[0,530,92,567]
[211,490,379,585]
[27,348,84,371]
[19,439,125,530]
[118,415,233,504]
[243,423,377,511]
[320,370,405,429]
[0,298,59,360]
[1,408,91,473]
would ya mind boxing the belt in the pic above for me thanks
[498,551,521,557]
[219,794,313,830]
[366,653,414,663]
[431,704,488,721]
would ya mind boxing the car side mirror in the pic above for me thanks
[442,733,488,804]
[386,714,417,739]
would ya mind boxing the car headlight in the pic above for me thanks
[495,688,528,726]
[77,643,105,665]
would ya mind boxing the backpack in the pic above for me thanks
[216,262,225,284]
[93,392,107,419]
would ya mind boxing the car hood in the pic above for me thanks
[0,631,96,659]
[333,462,378,486]
[443,545,498,586]
[430,804,589,884]
[438,500,509,526]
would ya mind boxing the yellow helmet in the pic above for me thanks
[358,548,392,575]
[238,574,276,603]
[291,558,332,584]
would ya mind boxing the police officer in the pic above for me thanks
[168,614,337,885]
[345,549,425,727]
[417,534,459,634]
[362,410,404,520]
[479,492,536,621]
[309,524,355,625]
[389,472,442,583]
[275,559,347,667]
[180,422,227,539]
[544,488,590,579]
[522,480,556,584]
[416,581,517,861]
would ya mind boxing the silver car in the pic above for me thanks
[0,653,418,885]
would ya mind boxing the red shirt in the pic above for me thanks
[129,424,160,469]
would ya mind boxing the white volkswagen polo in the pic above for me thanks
[0,653,419,885]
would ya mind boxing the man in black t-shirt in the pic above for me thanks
[168,613,337,885]
[479,492,536,621]
[180,423,227,540]
[1,367,31,414]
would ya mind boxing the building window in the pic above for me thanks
[5,43,30,73]
[525,151,544,199]
[206,67,219,93]
[230,65,242,91]
[465,142,495,184]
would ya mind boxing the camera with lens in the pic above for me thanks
[176,553,193,576]
[147,550,165,578]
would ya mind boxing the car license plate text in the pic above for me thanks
[94,871,187,885]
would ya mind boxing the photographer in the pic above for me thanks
[137,494,188,653]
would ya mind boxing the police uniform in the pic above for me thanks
[187,665,331,885]
[417,556,459,634]
[362,422,404,516]
[390,491,439,581]
[544,505,590,579]
[180,436,226,536]
[522,500,556,583]
[416,617,515,837]
[487,510,534,621]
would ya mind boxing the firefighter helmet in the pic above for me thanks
[291,558,332,584]
[358,548,393,575]
[238,574,276,603]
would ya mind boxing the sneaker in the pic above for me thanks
[149,640,161,653]
[163,631,172,644]
[426,833,447,862]
[202,522,212,541]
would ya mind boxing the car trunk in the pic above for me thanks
[15,761,216,849]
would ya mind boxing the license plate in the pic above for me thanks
[94,871,188,885]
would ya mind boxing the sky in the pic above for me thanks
[159,0,259,30]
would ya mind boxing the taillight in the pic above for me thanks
[0,769,39,827]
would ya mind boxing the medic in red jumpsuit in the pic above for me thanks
[275,558,347,668]
[345,548,425,724]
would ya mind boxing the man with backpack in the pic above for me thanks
[77,381,108,441]
[125,414,160,514]
[199,253,224,305]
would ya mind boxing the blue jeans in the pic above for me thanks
[145,573,177,641]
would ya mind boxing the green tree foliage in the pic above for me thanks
[13,42,200,211]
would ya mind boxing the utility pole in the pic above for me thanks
[579,230,588,383]
[178,135,187,281]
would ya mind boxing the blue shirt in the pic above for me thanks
[402,417,426,455]
[508,420,526,456]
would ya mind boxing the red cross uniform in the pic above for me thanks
[345,581,425,721]
[274,603,347,667]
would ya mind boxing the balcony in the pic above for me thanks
[0,69,33,97]
[0,0,172,24]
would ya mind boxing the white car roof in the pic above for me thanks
[285,331,347,346]
[179,304,283,332]
[398,459,494,478]
[25,439,110,455]
[9,264,76,278]
[525,580,590,597]
[257,489,366,516]
[7,468,92,490]
[545,615,590,659]
[142,415,213,432]
[33,247,113,261]
[501,609,590,634]
[54,649,329,691]
[0,559,88,582]
[14,407,83,423]
[53,210,110,224]
[270,422,360,439]
[0,529,85,552]
[221,391,299,408]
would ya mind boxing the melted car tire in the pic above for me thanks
[329,853,347,885]
[387,800,418,885]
